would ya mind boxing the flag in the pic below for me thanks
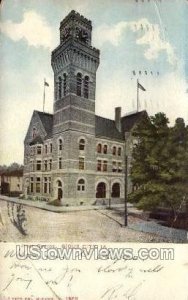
[44,81,49,87]
[138,82,146,91]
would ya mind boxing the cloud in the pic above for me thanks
[0,10,54,49]
[93,18,177,66]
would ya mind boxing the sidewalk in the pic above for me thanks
[129,220,187,243]
[0,195,127,212]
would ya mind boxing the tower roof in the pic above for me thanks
[60,10,92,29]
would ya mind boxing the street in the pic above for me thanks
[0,199,170,242]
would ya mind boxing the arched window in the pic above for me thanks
[59,139,63,151]
[97,143,102,153]
[77,179,85,191]
[58,76,62,100]
[32,128,37,139]
[112,146,116,155]
[103,145,107,154]
[112,183,120,198]
[63,73,67,96]
[76,73,82,96]
[83,75,89,98]
[79,139,85,151]
[57,180,63,200]
[118,147,122,156]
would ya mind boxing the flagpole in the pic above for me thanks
[137,78,139,112]
[43,78,45,112]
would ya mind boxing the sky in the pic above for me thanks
[0,0,188,165]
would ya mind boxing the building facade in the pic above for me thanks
[23,11,146,206]
[0,170,23,196]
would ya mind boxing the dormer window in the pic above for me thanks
[32,128,37,139]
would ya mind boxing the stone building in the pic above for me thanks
[23,10,147,206]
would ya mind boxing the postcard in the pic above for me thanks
[0,0,188,299]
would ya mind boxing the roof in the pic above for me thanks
[95,111,147,141]
[95,115,124,141]
[121,110,147,133]
[29,110,146,143]
[35,111,53,139]
[29,135,44,145]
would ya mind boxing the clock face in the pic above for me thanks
[75,27,89,44]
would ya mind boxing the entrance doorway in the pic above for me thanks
[112,182,120,198]
[96,182,106,198]
[57,180,63,200]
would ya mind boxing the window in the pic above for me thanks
[58,76,62,100]
[32,128,37,139]
[45,145,48,154]
[118,147,122,156]
[59,139,63,151]
[83,75,89,98]
[103,145,108,154]
[112,161,117,172]
[36,160,41,171]
[36,177,41,193]
[103,160,107,172]
[97,143,102,153]
[112,146,116,155]
[76,73,82,96]
[30,146,34,155]
[44,177,48,194]
[30,177,34,193]
[79,157,85,170]
[97,160,102,171]
[50,143,52,153]
[30,160,34,171]
[79,139,85,151]
[77,179,85,191]
[49,177,51,194]
[63,73,67,96]
[49,159,52,170]
[118,162,122,173]
[58,157,62,169]
[44,160,48,171]
[37,146,42,155]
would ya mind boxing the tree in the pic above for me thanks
[128,113,188,220]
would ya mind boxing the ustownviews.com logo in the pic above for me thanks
[15,245,175,261]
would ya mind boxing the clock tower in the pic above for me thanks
[51,10,100,135]
[51,11,100,203]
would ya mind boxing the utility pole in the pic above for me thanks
[124,154,128,227]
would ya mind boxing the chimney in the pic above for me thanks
[115,107,121,132]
